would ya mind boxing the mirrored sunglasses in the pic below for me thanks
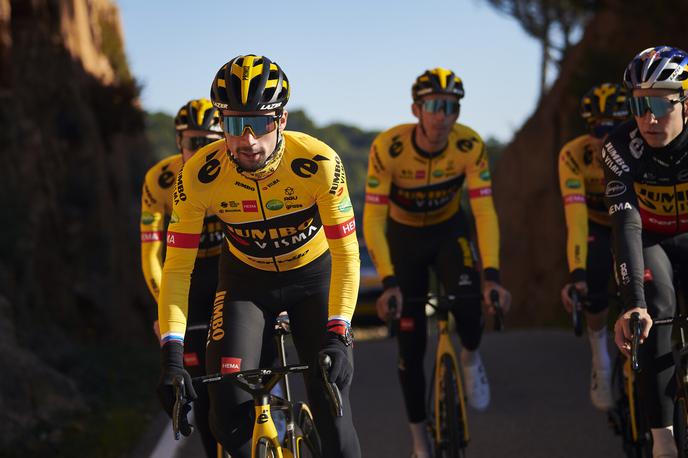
[420,99,460,115]
[222,115,280,137]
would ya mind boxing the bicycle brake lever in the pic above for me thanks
[318,354,343,417]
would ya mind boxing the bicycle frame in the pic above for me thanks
[252,394,284,458]
[433,306,470,445]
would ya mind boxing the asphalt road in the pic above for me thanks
[156,328,625,457]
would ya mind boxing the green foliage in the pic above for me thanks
[287,110,378,216]
[145,111,178,161]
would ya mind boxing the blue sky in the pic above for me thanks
[117,0,546,142]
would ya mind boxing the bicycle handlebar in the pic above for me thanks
[490,289,504,332]
[568,286,584,337]
[387,296,399,338]
[630,312,642,373]
[319,354,344,418]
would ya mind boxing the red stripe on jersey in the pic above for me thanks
[166,231,201,248]
[324,217,356,239]
[141,231,162,243]
[365,193,389,204]
[468,187,492,199]
[638,207,678,235]
[564,194,586,205]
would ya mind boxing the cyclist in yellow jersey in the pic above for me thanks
[363,68,511,458]
[558,83,630,412]
[155,55,360,458]
[140,98,225,457]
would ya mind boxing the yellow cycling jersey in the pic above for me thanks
[158,131,360,344]
[140,154,224,300]
[558,134,610,275]
[362,123,500,282]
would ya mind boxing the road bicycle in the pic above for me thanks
[173,315,341,457]
[389,290,503,457]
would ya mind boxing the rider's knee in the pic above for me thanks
[209,400,253,451]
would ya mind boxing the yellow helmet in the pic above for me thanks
[412,68,464,102]
[579,83,629,124]
[174,98,222,132]
[210,54,290,112]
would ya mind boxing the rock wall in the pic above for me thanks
[493,0,688,325]
[0,0,154,451]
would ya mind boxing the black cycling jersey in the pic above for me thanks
[603,121,688,309]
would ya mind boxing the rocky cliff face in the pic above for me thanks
[493,0,688,325]
[0,0,154,452]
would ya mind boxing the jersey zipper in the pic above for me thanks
[424,158,432,225]
[254,181,280,272]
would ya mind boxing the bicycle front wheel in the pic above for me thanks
[674,397,688,457]
[256,438,279,458]
[437,354,467,458]
[294,402,321,457]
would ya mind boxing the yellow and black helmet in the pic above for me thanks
[210,54,290,112]
[580,83,629,124]
[174,98,222,132]
[412,68,465,102]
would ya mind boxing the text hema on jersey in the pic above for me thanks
[608,202,632,215]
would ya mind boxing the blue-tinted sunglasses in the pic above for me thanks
[628,95,687,118]
[222,115,280,137]
[420,99,460,115]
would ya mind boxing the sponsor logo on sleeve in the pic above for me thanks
[367,176,380,188]
[565,179,581,189]
[323,216,356,239]
[198,151,221,183]
[608,202,633,214]
[468,187,492,199]
[602,143,630,176]
[170,211,180,224]
[432,169,444,178]
[166,231,200,248]
[389,135,403,158]
[480,170,491,181]
[141,211,155,225]
[365,193,389,204]
[141,231,162,243]
[605,180,627,197]
[338,196,353,213]
[564,194,585,205]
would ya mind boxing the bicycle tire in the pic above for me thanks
[674,397,688,457]
[610,356,652,458]
[256,437,279,458]
[437,354,467,458]
[294,402,321,457]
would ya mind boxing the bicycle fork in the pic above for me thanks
[252,396,283,458]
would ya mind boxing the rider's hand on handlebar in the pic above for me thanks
[376,287,403,321]
[483,282,511,314]
[561,282,588,314]
[318,322,354,389]
[614,307,652,358]
[157,341,197,417]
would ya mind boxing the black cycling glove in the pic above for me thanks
[156,341,197,417]
[318,320,354,389]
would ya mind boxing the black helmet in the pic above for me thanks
[210,54,290,112]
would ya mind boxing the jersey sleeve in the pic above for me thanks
[558,144,588,282]
[602,140,645,310]
[315,150,360,323]
[465,138,500,281]
[140,169,167,301]
[362,137,395,286]
[157,163,209,345]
